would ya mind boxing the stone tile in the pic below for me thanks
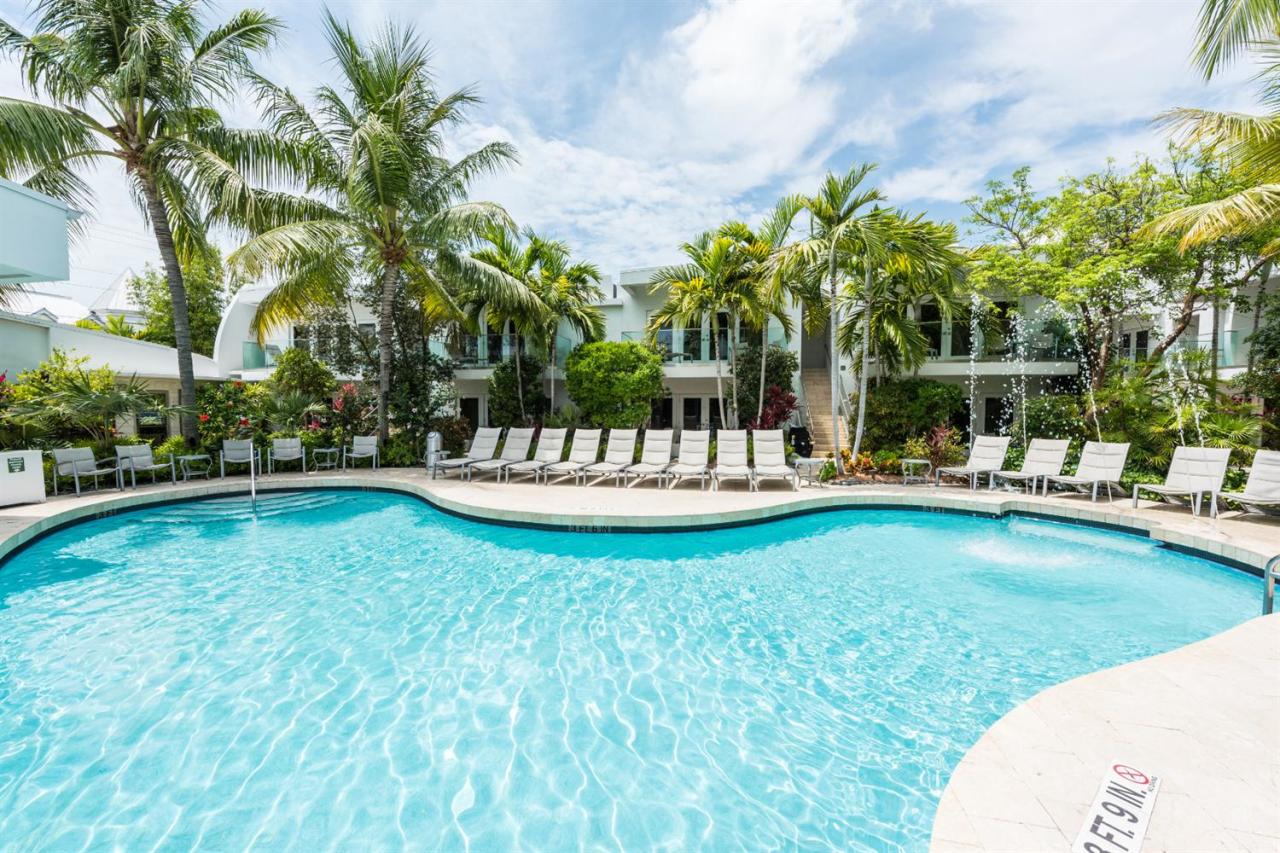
[966,815,1068,851]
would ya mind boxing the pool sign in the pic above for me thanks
[1072,762,1161,853]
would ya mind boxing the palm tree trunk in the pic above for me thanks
[138,176,198,447]
[757,323,768,425]
[376,261,400,444]
[711,314,726,428]
[851,265,873,460]
[827,247,842,474]
[514,338,526,423]
[728,311,740,428]
[547,338,556,415]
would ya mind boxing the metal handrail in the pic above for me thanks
[1265,554,1279,615]
[248,443,257,514]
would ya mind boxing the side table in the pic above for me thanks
[177,454,212,482]
[901,457,932,486]
[312,447,340,473]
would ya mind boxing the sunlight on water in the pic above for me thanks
[0,492,1258,851]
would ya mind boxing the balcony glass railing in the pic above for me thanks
[242,341,280,369]
[917,321,1073,362]
[447,334,573,368]
[1169,330,1246,368]
[621,325,785,362]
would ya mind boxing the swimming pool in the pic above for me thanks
[0,490,1259,851]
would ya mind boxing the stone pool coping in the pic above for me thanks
[1,469,1278,853]
[930,613,1280,852]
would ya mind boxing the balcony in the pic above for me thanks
[241,341,281,369]
[621,325,787,363]
[449,333,573,369]
[918,320,1076,362]
[1169,330,1247,368]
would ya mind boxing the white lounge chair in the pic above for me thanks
[542,429,602,485]
[468,428,534,481]
[1220,450,1280,515]
[505,428,568,483]
[990,438,1070,494]
[220,440,260,478]
[51,447,122,495]
[623,429,674,488]
[1132,446,1231,518]
[343,435,379,470]
[1045,441,1130,501]
[752,429,799,491]
[115,444,176,489]
[936,435,1011,490]
[268,437,305,474]
[713,430,753,491]
[434,427,501,479]
[666,430,711,490]
[583,429,638,487]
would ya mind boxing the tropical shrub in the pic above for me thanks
[329,383,377,446]
[735,343,799,424]
[269,348,337,401]
[385,350,456,456]
[5,351,177,445]
[564,341,665,428]
[857,378,965,452]
[749,385,798,429]
[903,424,966,471]
[434,415,473,457]
[487,354,547,426]
[196,381,270,453]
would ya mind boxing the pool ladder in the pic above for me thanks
[249,447,258,514]
[1265,554,1279,616]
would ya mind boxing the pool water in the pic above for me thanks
[0,491,1259,851]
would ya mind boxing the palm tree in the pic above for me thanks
[529,240,605,411]
[0,0,280,444]
[648,233,745,428]
[835,216,967,455]
[772,164,902,473]
[226,14,535,443]
[726,199,804,424]
[1147,0,1280,253]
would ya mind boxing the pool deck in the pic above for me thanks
[1,468,1278,852]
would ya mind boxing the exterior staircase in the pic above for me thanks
[801,368,848,457]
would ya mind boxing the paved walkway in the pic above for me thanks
[931,614,1280,852]
[2,468,1278,853]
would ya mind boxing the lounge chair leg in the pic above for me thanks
[1131,484,1138,508]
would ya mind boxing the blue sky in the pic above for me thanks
[0,0,1253,305]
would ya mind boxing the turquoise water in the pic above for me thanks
[0,491,1259,851]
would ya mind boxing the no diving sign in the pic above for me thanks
[1072,762,1161,853]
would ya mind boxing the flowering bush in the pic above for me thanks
[195,380,270,452]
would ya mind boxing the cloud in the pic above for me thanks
[0,0,1264,290]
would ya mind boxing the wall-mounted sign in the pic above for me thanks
[1072,762,1161,853]
[6,457,24,474]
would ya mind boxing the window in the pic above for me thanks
[919,303,942,357]
[1119,332,1131,360]
[293,325,311,352]
[1134,330,1149,361]
[682,397,703,431]
[136,392,170,441]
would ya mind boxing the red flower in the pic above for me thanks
[233,381,245,389]
[238,417,250,427]
[198,413,210,423]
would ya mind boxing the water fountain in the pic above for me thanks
[967,293,981,443]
